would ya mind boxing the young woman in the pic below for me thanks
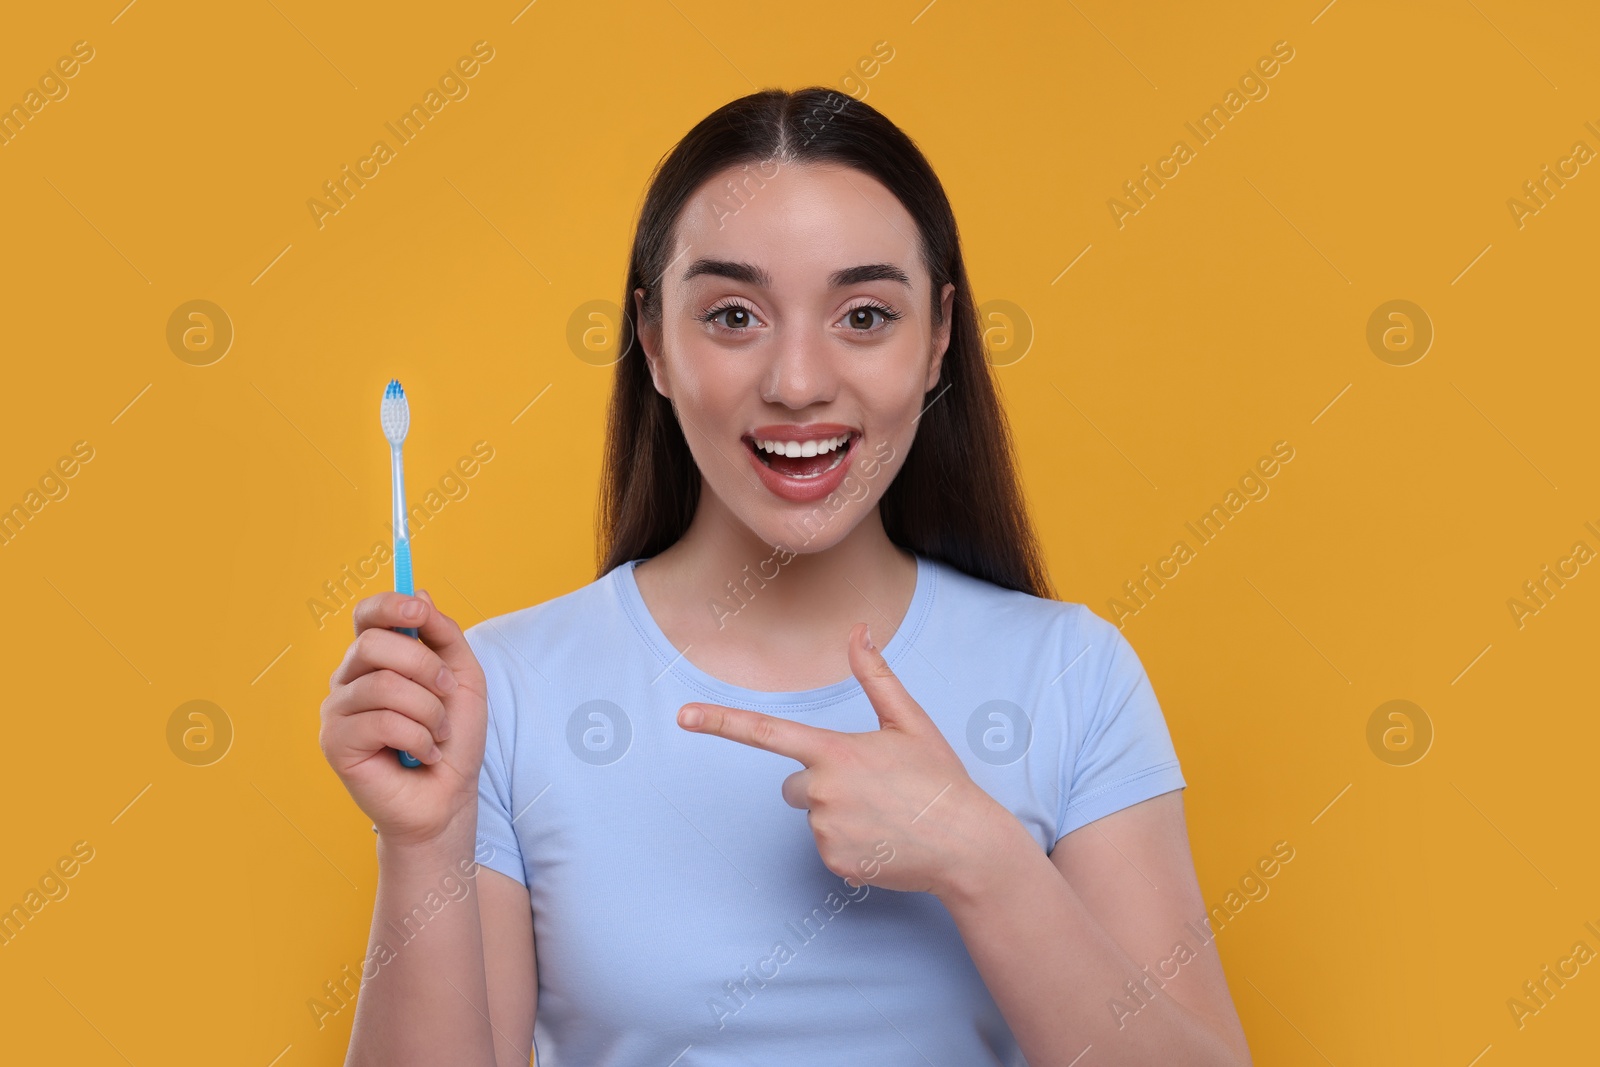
[321,87,1253,1066]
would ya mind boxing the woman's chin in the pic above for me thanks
[738,508,853,555]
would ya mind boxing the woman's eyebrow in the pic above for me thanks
[680,259,911,289]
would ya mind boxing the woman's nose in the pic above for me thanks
[760,329,838,407]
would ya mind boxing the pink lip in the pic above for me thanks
[743,428,859,504]
[746,422,857,441]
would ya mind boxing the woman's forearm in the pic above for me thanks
[344,806,498,1067]
[936,809,1247,1067]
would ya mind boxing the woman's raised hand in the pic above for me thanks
[319,590,488,848]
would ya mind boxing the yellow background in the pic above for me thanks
[2,0,1596,1063]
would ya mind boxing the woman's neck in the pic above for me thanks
[631,497,919,691]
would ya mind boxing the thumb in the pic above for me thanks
[414,589,485,688]
[847,621,925,731]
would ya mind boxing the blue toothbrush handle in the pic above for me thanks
[392,539,424,768]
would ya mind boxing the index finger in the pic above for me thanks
[679,702,843,766]
[352,590,428,636]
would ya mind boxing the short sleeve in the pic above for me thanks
[465,624,528,887]
[1056,608,1186,840]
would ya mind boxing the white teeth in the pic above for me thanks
[780,448,848,478]
[748,432,855,479]
[754,433,851,456]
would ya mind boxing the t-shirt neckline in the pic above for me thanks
[614,550,937,712]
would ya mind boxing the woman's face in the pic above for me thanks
[635,160,955,554]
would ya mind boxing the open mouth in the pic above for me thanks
[744,432,857,480]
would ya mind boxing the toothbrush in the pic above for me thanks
[381,379,425,769]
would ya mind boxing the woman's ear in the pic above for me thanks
[633,286,671,398]
[926,282,956,391]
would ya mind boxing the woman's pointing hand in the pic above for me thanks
[676,622,1017,898]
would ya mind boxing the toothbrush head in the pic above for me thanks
[381,379,410,446]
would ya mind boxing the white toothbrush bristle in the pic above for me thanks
[380,378,410,443]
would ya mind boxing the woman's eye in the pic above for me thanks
[703,303,758,331]
[841,303,903,332]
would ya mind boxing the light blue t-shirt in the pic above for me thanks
[465,551,1185,1066]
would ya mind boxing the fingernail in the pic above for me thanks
[429,744,442,761]
[438,716,452,740]
[863,624,876,652]
[679,705,704,729]
[436,665,457,692]
[403,598,425,621]
[418,589,433,604]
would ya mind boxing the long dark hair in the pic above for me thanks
[597,86,1054,601]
